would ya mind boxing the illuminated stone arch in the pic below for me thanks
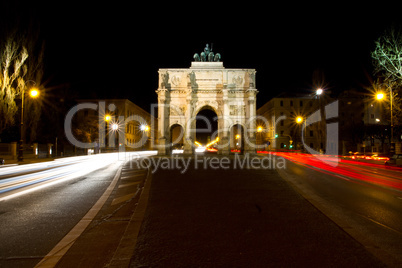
[156,60,258,155]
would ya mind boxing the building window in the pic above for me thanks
[290,101,293,106]
[300,101,303,107]
[280,100,283,106]
[310,130,313,137]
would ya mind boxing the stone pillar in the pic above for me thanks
[183,98,194,154]
[219,90,230,155]
[245,89,258,154]
[157,89,169,155]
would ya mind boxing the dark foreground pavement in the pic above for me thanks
[129,155,386,267]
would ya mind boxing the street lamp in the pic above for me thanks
[140,124,149,132]
[316,88,323,95]
[296,116,306,150]
[111,123,119,131]
[140,124,150,150]
[18,83,40,162]
[376,88,394,153]
[376,93,384,100]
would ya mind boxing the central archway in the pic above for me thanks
[195,106,218,153]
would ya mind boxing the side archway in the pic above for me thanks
[169,123,184,154]
[230,124,245,154]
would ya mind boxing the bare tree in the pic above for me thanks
[372,27,402,131]
[0,32,28,132]
[372,27,402,84]
[0,18,45,141]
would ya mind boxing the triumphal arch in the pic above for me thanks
[156,45,258,155]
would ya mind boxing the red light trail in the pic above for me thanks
[262,152,402,191]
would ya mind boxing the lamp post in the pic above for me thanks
[256,126,263,148]
[376,87,394,153]
[296,116,306,150]
[140,124,150,150]
[18,83,40,162]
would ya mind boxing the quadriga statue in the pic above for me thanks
[193,44,221,62]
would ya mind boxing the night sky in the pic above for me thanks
[4,2,400,112]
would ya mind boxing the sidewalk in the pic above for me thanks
[128,155,385,267]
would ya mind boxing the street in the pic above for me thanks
[0,152,155,268]
[275,152,402,266]
[130,153,393,267]
[1,152,402,267]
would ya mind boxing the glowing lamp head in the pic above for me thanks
[257,126,263,132]
[105,115,111,121]
[111,123,119,130]
[29,88,39,98]
[140,124,149,131]
[296,116,303,124]
[376,93,385,100]
[316,88,323,95]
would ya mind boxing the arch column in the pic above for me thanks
[183,99,195,154]
[157,89,169,155]
[219,90,230,155]
[244,89,258,154]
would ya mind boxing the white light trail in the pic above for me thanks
[0,151,157,202]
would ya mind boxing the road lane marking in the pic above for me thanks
[118,181,142,188]
[108,168,152,267]
[120,174,145,180]
[34,163,123,268]
[359,214,402,236]
[111,192,138,206]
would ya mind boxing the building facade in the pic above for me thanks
[338,89,400,154]
[75,99,155,152]
[257,89,401,155]
[257,93,328,153]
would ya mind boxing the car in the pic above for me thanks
[0,158,4,165]
[385,154,402,166]
[345,152,365,160]
[370,153,390,161]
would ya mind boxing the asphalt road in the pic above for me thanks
[0,154,130,267]
[1,152,401,267]
[276,152,402,266]
[130,154,387,267]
